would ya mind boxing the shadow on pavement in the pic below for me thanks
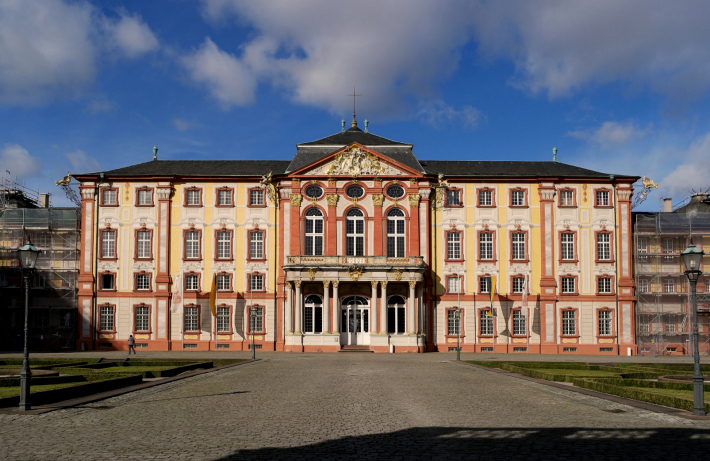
[138,391,249,404]
[215,426,710,460]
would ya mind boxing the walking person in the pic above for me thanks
[128,335,136,355]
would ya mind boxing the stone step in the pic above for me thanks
[339,346,374,353]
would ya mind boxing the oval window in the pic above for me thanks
[345,185,364,198]
[386,185,405,199]
[304,185,323,198]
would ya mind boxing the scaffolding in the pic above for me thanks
[0,207,80,351]
[634,212,710,355]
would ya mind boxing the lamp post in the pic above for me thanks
[680,240,706,416]
[18,241,40,412]
[454,308,461,361]
[249,307,258,360]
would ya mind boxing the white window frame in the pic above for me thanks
[184,306,199,332]
[250,189,264,206]
[216,274,230,291]
[512,277,525,294]
[513,310,526,336]
[561,277,575,294]
[598,277,612,294]
[480,310,494,335]
[479,190,492,206]
[100,305,114,331]
[185,275,198,291]
[136,273,150,290]
[186,189,200,206]
[304,208,324,256]
[447,276,461,294]
[561,233,575,260]
[216,231,231,259]
[596,190,609,207]
[447,309,461,336]
[598,310,612,336]
[185,231,200,259]
[250,232,264,259]
[447,233,461,260]
[446,189,461,206]
[250,274,263,291]
[511,190,525,206]
[562,310,576,335]
[346,209,365,256]
[249,307,264,333]
[304,295,323,334]
[137,230,151,259]
[664,279,674,293]
[216,306,230,332]
[218,189,232,206]
[102,189,116,205]
[137,189,151,206]
[560,190,573,206]
[479,277,490,294]
[101,231,115,258]
[512,232,526,260]
[637,279,649,293]
[479,233,493,260]
[387,208,406,258]
[135,305,150,332]
[597,233,611,260]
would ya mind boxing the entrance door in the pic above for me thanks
[340,296,370,345]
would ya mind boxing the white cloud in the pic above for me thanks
[65,149,100,173]
[180,37,257,109]
[0,144,41,178]
[469,1,710,101]
[195,0,475,115]
[87,95,115,114]
[661,132,710,198]
[0,0,159,106]
[568,121,648,146]
[417,100,483,129]
[103,11,159,59]
[173,118,200,131]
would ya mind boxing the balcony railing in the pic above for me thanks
[285,255,425,268]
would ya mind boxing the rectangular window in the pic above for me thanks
[185,231,200,259]
[513,310,526,336]
[447,277,460,294]
[137,231,151,259]
[512,277,525,293]
[250,274,263,291]
[512,232,526,260]
[479,233,493,260]
[598,277,612,294]
[511,190,525,206]
[479,277,490,294]
[216,274,230,291]
[249,307,264,333]
[446,190,460,206]
[137,189,151,205]
[562,310,576,335]
[102,189,116,205]
[216,231,231,259]
[101,231,115,258]
[186,189,200,206]
[479,190,492,206]
[100,305,114,331]
[250,232,263,259]
[304,305,323,334]
[218,189,232,206]
[663,238,674,261]
[597,233,611,260]
[560,190,574,206]
[185,275,198,291]
[561,277,575,294]
[100,273,114,290]
[596,190,609,207]
[480,310,494,335]
[217,307,230,333]
[250,189,264,206]
[664,279,674,293]
[598,310,612,336]
[135,305,149,332]
[639,314,650,333]
[447,233,461,259]
[637,279,649,293]
[136,274,150,290]
[561,233,575,260]
[184,306,199,332]
[664,314,676,332]
[637,237,648,262]
[447,310,461,336]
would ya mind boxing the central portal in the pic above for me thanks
[340,296,370,346]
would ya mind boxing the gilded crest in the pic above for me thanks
[394,269,403,281]
[348,265,364,281]
[372,194,384,207]
[408,194,421,207]
[326,194,338,207]
[308,267,316,281]
[290,194,302,207]
[322,145,387,176]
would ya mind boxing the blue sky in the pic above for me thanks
[2,0,710,210]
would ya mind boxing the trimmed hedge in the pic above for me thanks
[0,359,99,366]
[572,377,710,413]
[589,377,710,392]
[0,374,143,408]
[0,375,84,387]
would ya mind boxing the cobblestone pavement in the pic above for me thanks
[1,354,710,460]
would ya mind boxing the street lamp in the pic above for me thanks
[680,240,706,416]
[454,308,461,361]
[249,307,258,360]
[18,240,40,412]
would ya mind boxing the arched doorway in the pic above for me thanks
[340,295,369,345]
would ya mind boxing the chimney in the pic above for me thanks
[40,193,49,208]
[663,198,672,212]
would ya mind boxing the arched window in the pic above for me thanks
[341,296,369,334]
[304,208,323,256]
[346,208,364,256]
[387,208,406,257]
[304,295,322,334]
[387,295,406,334]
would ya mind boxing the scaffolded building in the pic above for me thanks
[634,193,710,356]
[0,180,80,351]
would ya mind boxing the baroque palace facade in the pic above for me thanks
[74,120,638,354]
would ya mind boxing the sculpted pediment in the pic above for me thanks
[301,145,410,176]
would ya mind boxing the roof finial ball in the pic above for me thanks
[341,119,345,133]
[552,146,557,163]
[153,146,158,161]
[364,119,369,133]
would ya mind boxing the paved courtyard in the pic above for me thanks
[1,353,710,460]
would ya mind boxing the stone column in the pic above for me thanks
[380,281,388,333]
[155,184,172,347]
[371,281,379,333]
[323,280,331,333]
[408,280,416,334]
[332,281,340,333]
[285,282,293,333]
[294,280,302,334]
[538,184,557,353]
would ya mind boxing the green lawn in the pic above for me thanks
[98,366,176,372]
[531,368,622,377]
[625,386,710,401]
[0,382,87,398]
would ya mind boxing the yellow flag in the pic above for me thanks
[488,275,496,316]
[209,273,217,317]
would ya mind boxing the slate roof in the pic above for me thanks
[287,126,424,173]
[674,194,710,214]
[419,160,637,179]
[81,160,292,178]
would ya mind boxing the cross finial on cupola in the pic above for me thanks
[348,87,361,127]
